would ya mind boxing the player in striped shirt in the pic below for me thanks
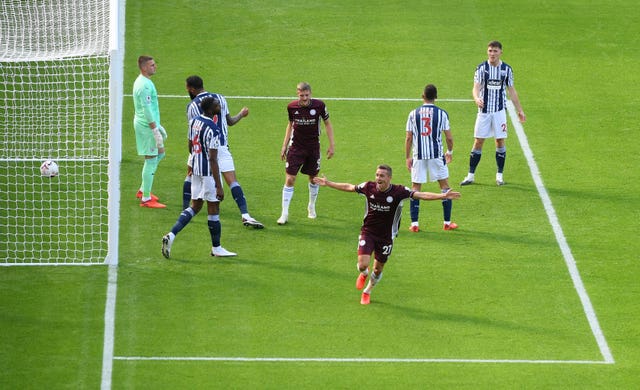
[162,97,237,258]
[183,75,263,229]
[405,84,457,232]
[460,41,526,186]
[314,165,460,305]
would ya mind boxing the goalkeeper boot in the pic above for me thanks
[136,190,159,201]
[140,199,166,208]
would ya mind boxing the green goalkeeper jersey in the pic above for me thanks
[133,74,160,127]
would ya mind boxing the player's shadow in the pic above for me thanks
[372,299,552,336]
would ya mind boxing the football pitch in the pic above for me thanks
[2,0,640,388]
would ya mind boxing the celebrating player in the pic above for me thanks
[278,82,335,225]
[460,40,526,186]
[405,84,457,232]
[162,97,237,258]
[313,165,461,305]
[183,75,263,229]
[133,55,167,208]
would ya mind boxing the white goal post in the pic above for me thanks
[0,0,124,265]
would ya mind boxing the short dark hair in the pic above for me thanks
[423,84,438,101]
[488,40,502,49]
[186,75,204,89]
[138,55,153,69]
[377,164,392,177]
[200,97,219,114]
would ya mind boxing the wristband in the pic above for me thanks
[445,150,453,155]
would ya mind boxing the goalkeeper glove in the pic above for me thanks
[158,125,167,141]
[152,127,164,148]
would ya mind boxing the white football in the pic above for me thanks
[40,160,59,177]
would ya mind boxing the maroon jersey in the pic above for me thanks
[355,182,414,240]
[287,98,329,150]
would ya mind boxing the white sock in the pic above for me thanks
[281,186,294,215]
[308,183,319,207]
[363,272,382,294]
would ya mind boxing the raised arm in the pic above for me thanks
[412,188,461,201]
[313,175,356,192]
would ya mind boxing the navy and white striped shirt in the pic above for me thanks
[187,91,230,147]
[188,114,221,176]
[406,104,450,160]
[474,60,514,113]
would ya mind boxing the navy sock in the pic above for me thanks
[496,147,506,173]
[182,179,191,209]
[442,189,452,221]
[410,198,420,223]
[230,183,248,214]
[469,150,482,174]
[208,215,221,247]
[171,208,196,236]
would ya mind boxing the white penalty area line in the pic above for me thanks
[114,356,608,365]
[126,93,474,103]
[506,100,614,364]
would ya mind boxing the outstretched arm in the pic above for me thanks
[313,175,356,192]
[412,188,461,201]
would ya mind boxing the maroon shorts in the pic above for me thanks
[357,232,393,263]
[286,145,320,176]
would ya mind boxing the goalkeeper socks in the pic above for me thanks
[170,208,196,236]
[496,146,506,173]
[207,215,222,247]
[442,188,452,222]
[183,176,192,210]
[141,156,159,198]
[230,182,248,214]
[468,149,482,174]
[410,198,420,223]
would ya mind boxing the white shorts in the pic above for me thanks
[191,175,221,202]
[474,110,508,139]
[411,158,449,184]
[217,145,235,173]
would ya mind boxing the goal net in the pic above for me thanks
[0,0,122,265]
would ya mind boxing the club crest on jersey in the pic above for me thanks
[386,196,393,203]
[310,109,316,115]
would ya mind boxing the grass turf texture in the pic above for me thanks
[2,0,640,388]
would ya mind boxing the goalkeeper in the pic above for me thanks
[133,55,167,208]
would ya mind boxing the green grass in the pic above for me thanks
[2,0,640,388]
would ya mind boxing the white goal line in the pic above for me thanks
[114,356,608,365]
